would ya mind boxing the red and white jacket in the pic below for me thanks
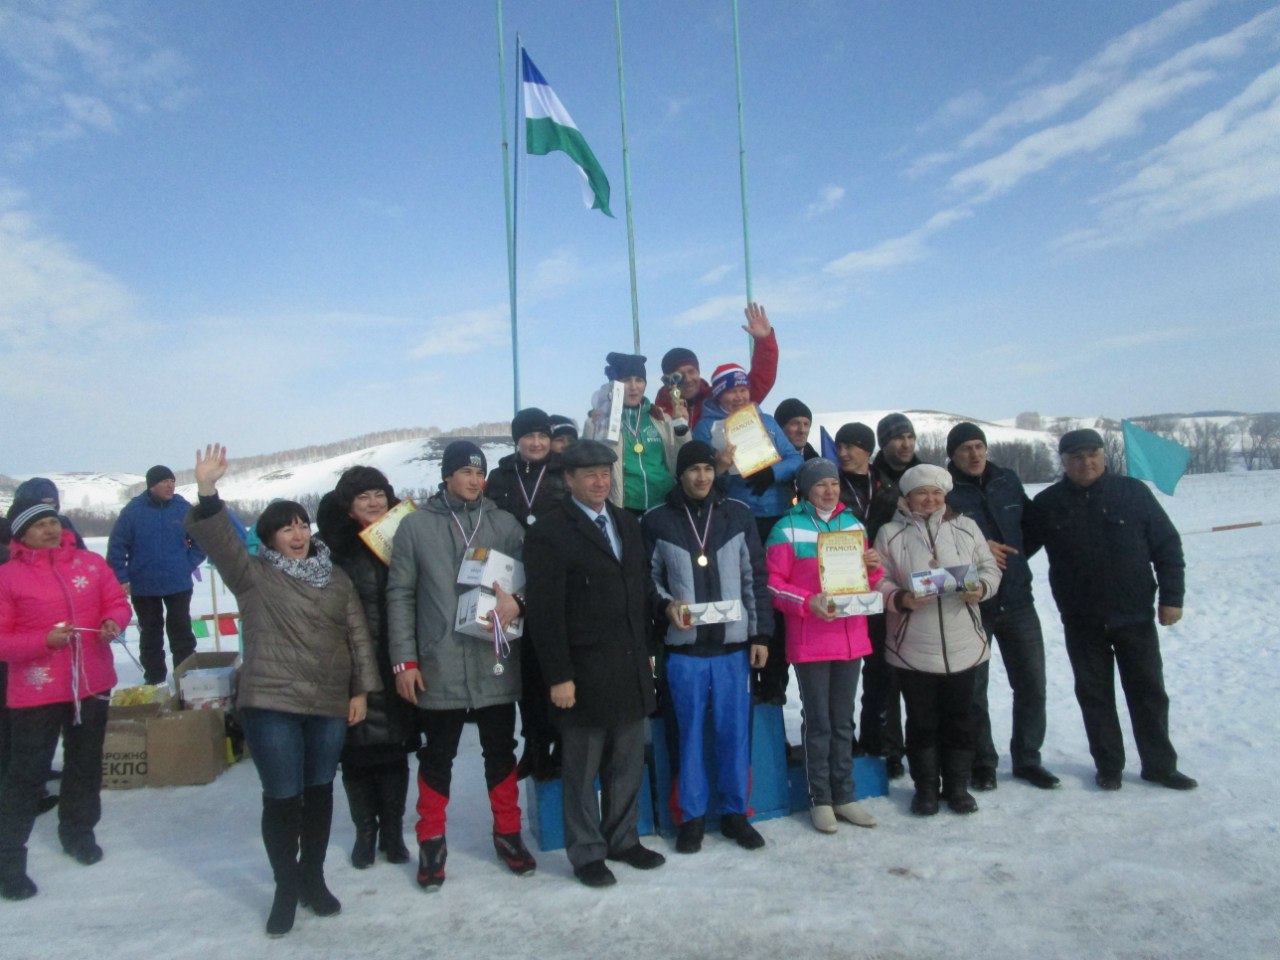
[0,530,128,709]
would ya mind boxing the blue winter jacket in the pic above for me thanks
[694,402,804,519]
[945,461,1035,613]
[107,492,205,596]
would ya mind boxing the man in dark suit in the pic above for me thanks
[524,440,666,887]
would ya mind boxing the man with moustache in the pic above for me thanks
[523,440,666,887]
[775,399,820,463]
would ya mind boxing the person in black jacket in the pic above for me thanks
[945,424,1059,792]
[642,442,772,854]
[774,398,820,462]
[1026,429,1196,792]
[316,468,420,870]
[524,440,666,887]
[485,408,568,782]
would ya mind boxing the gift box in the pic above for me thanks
[678,599,742,627]
[910,564,980,598]
[456,586,524,640]
[457,548,525,594]
[826,593,884,617]
[174,652,240,708]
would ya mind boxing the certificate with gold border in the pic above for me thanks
[724,406,782,478]
[358,498,418,565]
[817,530,870,595]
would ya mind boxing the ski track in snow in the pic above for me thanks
[4,472,1279,959]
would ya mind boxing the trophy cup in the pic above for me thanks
[661,371,690,436]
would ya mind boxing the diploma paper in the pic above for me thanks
[357,498,418,565]
[723,406,782,478]
[817,530,870,595]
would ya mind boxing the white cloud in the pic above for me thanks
[697,264,734,285]
[0,0,190,156]
[528,250,579,295]
[823,207,972,276]
[410,304,510,357]
[1059,63,1280,251]
[915,90,988,135]
[805,185,846,220]
[671,294,742,327]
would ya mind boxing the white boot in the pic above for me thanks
[834,801,877,828]
[810,805,838,834]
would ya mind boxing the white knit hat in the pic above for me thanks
[899,463,953,496]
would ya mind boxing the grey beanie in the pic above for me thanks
[796,458,839,501]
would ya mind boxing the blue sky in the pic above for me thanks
[2,0,1278,473]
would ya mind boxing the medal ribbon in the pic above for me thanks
[490,613,512,665]
[447,500,484,550]
[683,501,715,562]
[515,462,547,516]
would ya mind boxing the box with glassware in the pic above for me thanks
[456,548,526,639]
[174,651,241,711]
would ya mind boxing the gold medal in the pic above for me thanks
[633,442,645,454]
[697,554,709,567]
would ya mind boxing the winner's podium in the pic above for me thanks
[521,704,889,850]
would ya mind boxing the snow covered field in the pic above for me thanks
[5,470,1279,959]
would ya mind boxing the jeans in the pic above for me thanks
[132,590,197,684]
[972,603,1049,770]
[239,707,348,800]
[1062,618,1176,776]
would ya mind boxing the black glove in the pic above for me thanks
[745,466,775,495]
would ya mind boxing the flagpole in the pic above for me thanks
[731,0,754,320]
[613,0,641,352]
[496,1,521,411]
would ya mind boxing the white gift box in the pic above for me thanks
[910,564,980,598]
[456,586,524,640]
[457,548,525,594]
[826,593,884,617]
[678,599,743,627]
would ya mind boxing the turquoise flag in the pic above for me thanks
[1122,420,1191,496]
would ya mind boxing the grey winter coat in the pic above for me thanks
[874,505,1000,675]
[186,498,381,717]
[386,493,524,711]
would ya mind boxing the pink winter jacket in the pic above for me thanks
[765,501,883,664]
[0,530,128,708]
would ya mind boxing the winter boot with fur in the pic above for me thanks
[0,851,37,901]
[342,767,378,869]
[298,783,341,917]
[261,795,303,937]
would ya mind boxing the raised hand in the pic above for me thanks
[194,443,228,495]
[742,302,772,339]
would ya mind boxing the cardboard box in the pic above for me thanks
[174,652,240,708]
[457,548,525,593]
[910,564,980,598]
[827,593,884,617]
[146,708,228,787]
[456,586,524,640]
[185,694,233,711]
[677,599,743,627]
[102,720,149,790]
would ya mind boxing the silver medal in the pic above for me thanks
[492,662,505,677]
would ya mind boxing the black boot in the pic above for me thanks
[374,761,411,864]
[261,795,302,937]
[416,835,447,891]
[342,768,378,870]
[0,851,37,901]
[908,747,940,816]
[943,750,979,814]
[298,783,341,917]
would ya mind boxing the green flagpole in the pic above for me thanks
[731,0,754,335]
[613,0,642,353]
[496,1,520,411]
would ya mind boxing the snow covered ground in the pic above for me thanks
[5,470,1280,959]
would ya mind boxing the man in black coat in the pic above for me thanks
[524,440,666,887]
[945,423,1058,792]
[1026,429,1196,792]
[486,407,568,782]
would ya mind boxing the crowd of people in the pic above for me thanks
[0,302,1197,933]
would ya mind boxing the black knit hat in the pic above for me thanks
[145,465,175,489]
[835,422,875,454]
[441,441,487,478]
[676,441,717,477]
[604,352,647,381]
[334,465,396,511]
[661,347,699,376]
[946,422,988,458]
[7,502,58,540]
[876,413,915,447]
[511,407,552,443]
[562,439,617,470]
[773,398,813,427]
[548,415,578,441]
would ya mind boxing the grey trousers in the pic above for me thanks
[559,720,645,869]
[794,659,862,807]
